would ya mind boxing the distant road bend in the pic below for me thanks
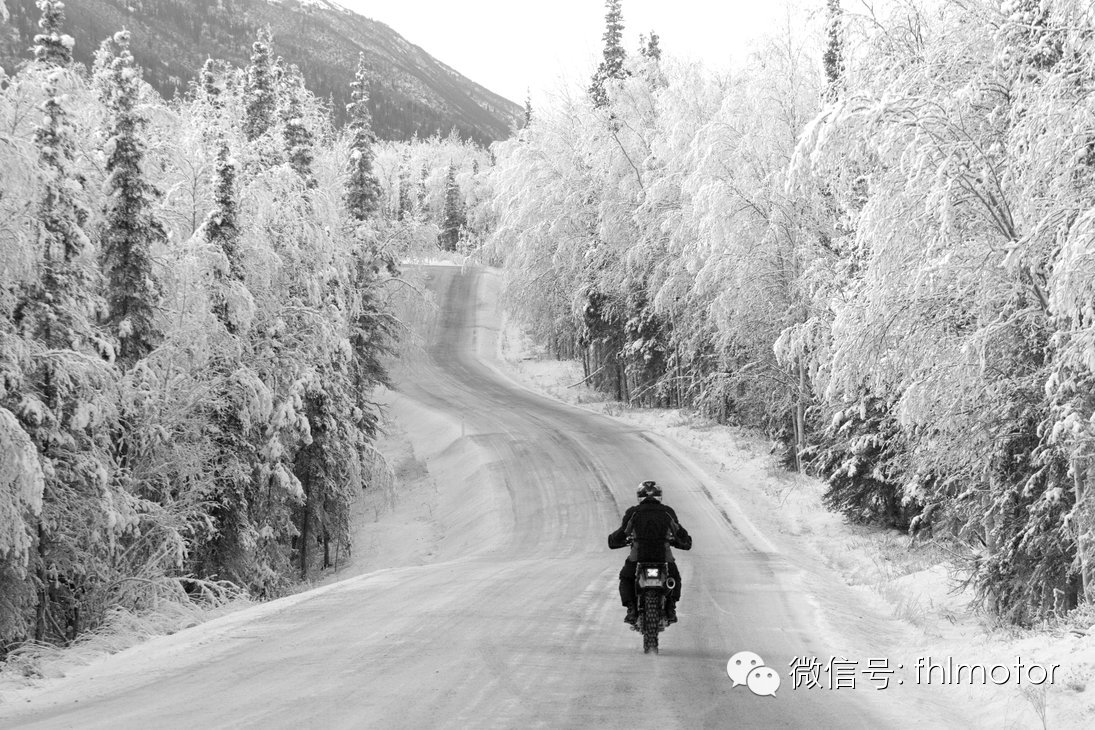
[1,266,956,729]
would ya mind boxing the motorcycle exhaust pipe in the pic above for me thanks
[666,577,676,590]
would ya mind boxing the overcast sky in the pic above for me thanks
[339,1,807,105]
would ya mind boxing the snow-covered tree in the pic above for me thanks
[345,54,380,221]
[243,27,276,142]
[589,0,627,108]
[438,162,465,251]
[785,0,1083,619]
[97,31,165,369]
[0,11,407,644]
[822,0,844,99]
[280,65,316,188]
[200,58,220,106]
[639,31,661,61]
[15,68,117,642]
[33,0,73,67]
[204,139,244,333]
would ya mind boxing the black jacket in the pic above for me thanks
[608,497,693,561]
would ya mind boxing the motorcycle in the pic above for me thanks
[631,561,675,654]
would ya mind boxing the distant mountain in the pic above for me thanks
[0,0,521,145]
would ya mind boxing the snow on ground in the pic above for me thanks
[0,596,251,695]
[495,310,1095,730]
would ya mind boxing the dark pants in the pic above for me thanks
[619,560,682,608]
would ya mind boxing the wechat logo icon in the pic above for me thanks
[727,651,781,697]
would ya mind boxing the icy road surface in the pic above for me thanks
[0,266,961,729]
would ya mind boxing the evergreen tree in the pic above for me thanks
[589,0,627,108]
[200,58,220,106]
[823,0,844,99]
[637,31,665,89]
[523,91,532,128]
[97,31,165,370]
[639,31,661,61]
[243,27,276,141]
[416,161,429,218]
[438,162,465,251]
[810,394,922,529]
[281,65,316,188]
[345,53,381,221]
[31,88,88,284]
[17,71,111,643]
[33,0,72,67]
[205,139,243,332]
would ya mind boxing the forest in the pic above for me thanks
[488,0,1095,625]
[0,0,490,652]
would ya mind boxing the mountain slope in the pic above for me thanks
[0,0,521,145]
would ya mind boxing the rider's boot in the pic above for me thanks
[665,601,678,623]
[625,604,638,624]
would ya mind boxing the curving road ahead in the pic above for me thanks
[0,266,959,729]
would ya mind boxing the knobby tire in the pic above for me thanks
[642,592,660,654]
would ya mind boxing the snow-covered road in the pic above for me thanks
[0,266,960,729]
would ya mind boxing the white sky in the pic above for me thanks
[338,1,805,106]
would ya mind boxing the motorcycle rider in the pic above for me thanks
[608,480,692,625]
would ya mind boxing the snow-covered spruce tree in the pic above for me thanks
[580,290,629,401]
[416,161,430,219]
[191,57,226,132]
[340,59,396,490]
[636,32,666,90]
[16,68,117,642]
[200,58,220,106]
[188,129,265,585]
[589,0,627,108]
[204,135,246,327]
[293,310,388,579]
[280,65,316,188]
[623,286,670,406]
[246,203,332,584]
[438,162,465,251]
[809,394,922,529]
[345,53,380,221]
[243,27,276,142]
[973,343,1076,623]
[822,0,844,100]
[341,54,395,415]
[92,34,197,610]
[33,0,72,67]
[96,31,165,370]
[639,31,661,61]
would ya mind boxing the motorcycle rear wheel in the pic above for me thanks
[641,592,661,654]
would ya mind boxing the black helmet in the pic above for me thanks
[636,480,662,500]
